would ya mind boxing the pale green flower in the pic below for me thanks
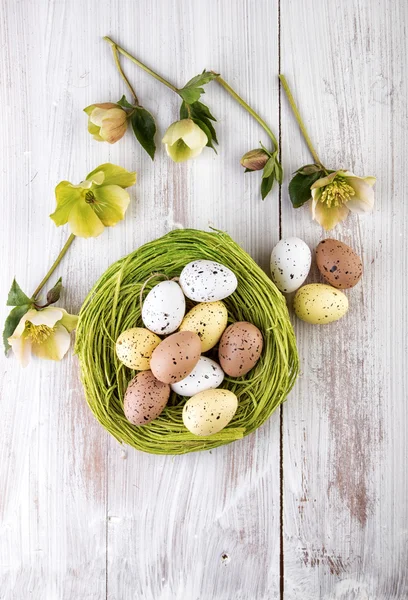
[50,163,137,238]
[8,307,78,367]
[162,119,207,162]
[84,103,128,144]
[311,170,375,230]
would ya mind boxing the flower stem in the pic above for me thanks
[108,42,139,105]
[33,234,76,299]
[103,37,179,94]
[213,74,279,151]
[278,74,321,165]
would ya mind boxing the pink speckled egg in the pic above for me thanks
[123,370,170,426]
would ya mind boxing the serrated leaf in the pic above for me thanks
[46,277,63,305]
[131,107,156,160]
[261,173,275,200]
[190,100,216,121]
[117,95,134,110]
[178,71,218,104]
[262,157,275,179]
[3,304,31,354]
[288,171,324,208]
[7,279,32,307]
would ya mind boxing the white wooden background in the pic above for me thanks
[0,0,407,598]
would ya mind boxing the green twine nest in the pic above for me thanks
[75,229,299,455]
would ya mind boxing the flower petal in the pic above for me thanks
[162,120,193,146]
[311,171,339,190]
[86,164,136,188]
[346,178,375,214]
[92,185,130,227]
[9,333,32,367]
[165,140,203,163]
[31,323,71,361]
[26,307,64,327]
[50,182,82,226]
[59,309,79,333]
[10,309,37,338]
[364,176,376,187]
[68,200,105,238]
[182,124,207,150]
[99,111,128,144]
[312,201,349,230]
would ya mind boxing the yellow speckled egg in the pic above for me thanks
[178,301,228,352]
[116,327,161,370]
[182,389,238,436]
[293,284,349,324]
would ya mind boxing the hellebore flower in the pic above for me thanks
[8,307,78,368]
[240,148,270,171]
[50,163,137,238]
[84,103,128,144]
[162,119,208,162]
[311,170,376,230]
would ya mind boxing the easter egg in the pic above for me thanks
[293,284,349,324]
[270,237,311,293]
[316,239,363,289]
[171,356,224,397]
[142,280,186,335]
[124,370,170,425]
[150,331,201,384]
[116,327,161,370]
[179,260,238,302]
[178,301,228,352]
[218,322,263,377]
[182,389,238,436]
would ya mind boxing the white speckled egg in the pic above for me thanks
[179,260,238,302]
[124,370,170,425]
[270,237,311,293]
[182,389,238,436]
[116,328,161,370]
[293,284,349,324]
[171,356,224,397]
[178,301,228,352]
[142,280,186,335]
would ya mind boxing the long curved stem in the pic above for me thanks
[33,234,76,299]
[214,74,279,151]
[104,37,179,94]
[278,74,321,165]
[109,43,139,105]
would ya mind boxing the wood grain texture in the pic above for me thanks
[0,0,407,598]
[280,0,408,598]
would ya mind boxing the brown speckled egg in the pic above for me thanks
[218,322,263,377]
[150,331,201,384]
[124,370,170,425]
[316,239,363,289]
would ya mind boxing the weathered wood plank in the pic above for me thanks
[280,0,408,597]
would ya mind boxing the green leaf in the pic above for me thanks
[131,107,156,160]
[190,100,216,121]
[3,304,31,354]
[192,118,217,152]
[261,173,275,200]
[7,279,32,307]
[117,95,134,110]
[262,157,276,179]
[180,101,218,146]
[46,277,63,305]
[288,171,324,208]
[274,160,283,185]
[178,70,218,104]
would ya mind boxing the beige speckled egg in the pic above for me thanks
[316,239,363,289]
[116,327,161,370]
[150,331,201,384]
[218,322,263,377]
[182,389,238,436]
[178,301,228,352]
[124,370,170,425]
[293,284,349,324]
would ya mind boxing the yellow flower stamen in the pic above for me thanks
[25,322,55,343]
[320,178,355,208]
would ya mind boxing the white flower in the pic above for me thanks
[8,307,78,367]
[311,170,376,230]
[162,119,207,162]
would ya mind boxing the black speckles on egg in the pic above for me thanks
[182,389,238,436]
[179,260,238,303]
[270,237,312,294]
[218,322,264,377]
[150,331,201,384]
[115,327,161,370]
[123,370,170,426]
[171,356,224,397]
[141,280,186,335]
[179,301,228,352]
[316,239,363,289]
[293,284,349,324]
